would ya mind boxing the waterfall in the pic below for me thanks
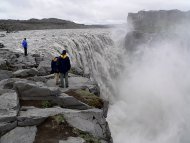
[4,25,190,143]
[1,29,123,100]
[107,22,190,143]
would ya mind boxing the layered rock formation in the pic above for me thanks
[125,10,190,53]
[127,10,190,33]
[0,49,112,143]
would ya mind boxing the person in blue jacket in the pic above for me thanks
[51,57,60,85]
[57,50,71,88]
[22,38,28,56]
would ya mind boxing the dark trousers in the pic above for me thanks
[60,72,69,88]
[24,48,27,56]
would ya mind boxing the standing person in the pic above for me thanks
[22,38,28,56]
[58,50,71,88]
[51,57,59,85]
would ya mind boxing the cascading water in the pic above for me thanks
[0,29,123,100]
[107,22,190,143]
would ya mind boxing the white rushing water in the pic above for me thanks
[108,23,190,143]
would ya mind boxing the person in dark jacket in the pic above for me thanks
[22,38,28,56]
[51,57,59,85]
[58,50,71,88]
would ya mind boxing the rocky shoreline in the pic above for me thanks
[0,49,112,143]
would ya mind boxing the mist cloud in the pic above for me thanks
[0,0,190,24]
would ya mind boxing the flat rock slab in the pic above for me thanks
[37,60,51,76]
[0,92,19,122]
[15,55,37,69]
[17,107,70,126]
[0,126,37,143]
[0,92,19,135]
[0,78,28,90]
[13,68,38,78]
[59,137,85,143]
[14,81,60,98]
[52,93,91,110]
[46,76,99,94]
[17,107,110,140]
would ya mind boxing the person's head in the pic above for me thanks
[62,50,66,55]
[24,38,26,40]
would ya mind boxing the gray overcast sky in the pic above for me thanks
[0,0,190,24]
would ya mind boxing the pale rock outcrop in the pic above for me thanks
[17,107,111,141]
[14,80,60,99]
[0,92,19,135]
[0,92,19,122]
[0,70,13,81]
[13,68,38,78]
[0,126,37,143]
[37,59,52,76]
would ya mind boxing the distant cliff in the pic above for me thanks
[127,10,190,33]
[0,18,110,32]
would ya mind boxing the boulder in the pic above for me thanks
[63,108,111,140]
[37,60,51,76]
[0,50,37,71]
[59,137,85,143]
[17,107,112,141]
[17,107,66,126]
[14,55,37,69]
[0,92,19,122]
[14,81,60,99]
[0,92,19,135]
[0,78,28,90]
[0,126,37,143]
[13,68,38,78]
[27,76,48,83]
[31,54,43,65]
[0,70,13,81]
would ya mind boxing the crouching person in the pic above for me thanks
[51,57,59,85]
[58,50,71,88]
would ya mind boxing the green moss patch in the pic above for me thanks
[65,89,104,109]
[73,128,101,143]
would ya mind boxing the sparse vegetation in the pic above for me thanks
[53,115,65,124]
[72,128,101,143]
[41,100,53,108]
[74,89,104,108]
